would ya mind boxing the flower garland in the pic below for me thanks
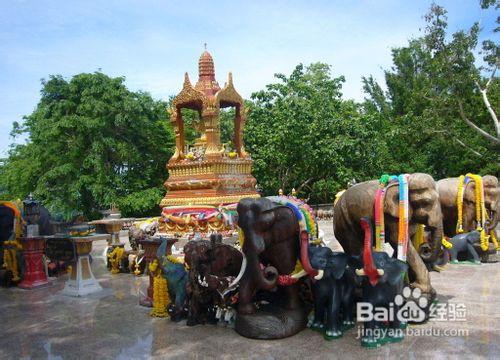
[456,174,489,251]
[165,254,184,265]
[414,224,453,251]
[490,230,499,251]
[149,259,170,318]
[441,237,453,249]
[107,246,126,274]
[413,224,425,251]
[456,175,467,234]
[2,240,22,282]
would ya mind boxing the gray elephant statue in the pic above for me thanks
[448,231,481,264]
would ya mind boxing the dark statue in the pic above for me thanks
[235,197,319,339]
[183,234,243,326]
[350,218,408,348]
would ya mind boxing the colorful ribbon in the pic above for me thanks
[373,174,409,261]
[397,174,410,262]
[267,196,317,239]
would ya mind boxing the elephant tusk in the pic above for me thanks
[226,254,247,290]
[197,275,209,287]
[314,269,324,280]
[291,269,307,279]
[355,268,384,276]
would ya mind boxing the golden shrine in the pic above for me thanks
[160,49,259,208]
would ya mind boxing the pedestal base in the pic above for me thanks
[18,278,50,290]
[235,304,308,339]
[62,255,102,297]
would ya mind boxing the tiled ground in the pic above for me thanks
[0,222,499,359]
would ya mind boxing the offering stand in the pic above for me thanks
[61,234,110,297]
[18,236,49,289]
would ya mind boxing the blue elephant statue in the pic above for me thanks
[156,238,188,321]
[307,245,355,340]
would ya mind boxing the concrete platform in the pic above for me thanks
[0,222,498,359]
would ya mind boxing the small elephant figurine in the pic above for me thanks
[156,238,188,322]
[351,218,408,348]
[448,231,481,264]
[307,245,355,340]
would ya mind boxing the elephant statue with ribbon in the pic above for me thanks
[235,196,320,339]
[334,173,442,298]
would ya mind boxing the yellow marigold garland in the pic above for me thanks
[149,259,170,318]
[490,230,499,251]
[442,237,453,249]
[466,174,489,251]
[456,174,491,251]
[166,255,184,265]
[413,224,425,251]
[2,240,22,282]
[108,246,126,274]
[456,175,466,234]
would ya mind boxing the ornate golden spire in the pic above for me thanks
[195,47,220,97]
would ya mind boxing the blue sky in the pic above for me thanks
[0,0,497,156]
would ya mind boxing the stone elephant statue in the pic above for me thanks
[437,175,499,259]
[306,245,355,340]
[333,173,443,297]
[183,234,244,326]
[350,218,409,348]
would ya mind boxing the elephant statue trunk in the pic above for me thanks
[242,230,278,290]
[299,231,319,278]
[359,217,382,286]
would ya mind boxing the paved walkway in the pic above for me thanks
[0,222,499,359]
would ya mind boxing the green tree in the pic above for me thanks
[363,2,499,177]
[0,72,174,219]
[246,63,389,203]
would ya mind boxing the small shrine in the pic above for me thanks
[159,48,259,234]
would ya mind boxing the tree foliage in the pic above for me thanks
[0,73,174,219]
[245,63,389,203]
[363,2,499,178]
